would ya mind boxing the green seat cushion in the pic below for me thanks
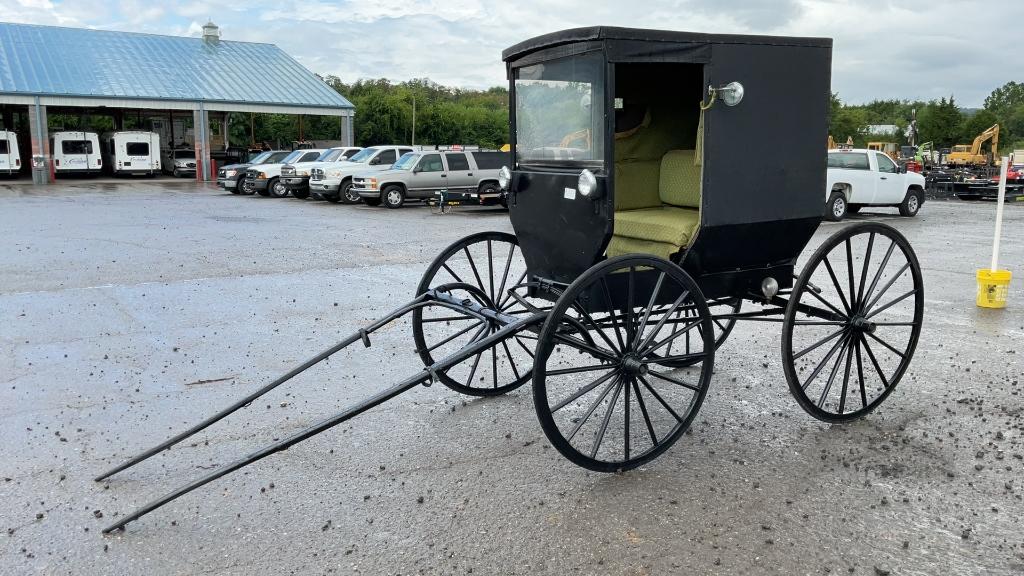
[614,159,662,211]
[606,236,680,260]
[613,206,700,247]
[659,150,701,208]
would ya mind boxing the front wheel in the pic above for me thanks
[533,255,714,472]
[899,189,922,217]
[826,191,847,221]
[782,223,924,422]
[268,178,288,198]
[339,181,361,204]
[383,186,405,209]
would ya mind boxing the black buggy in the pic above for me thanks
[100,28,925,532]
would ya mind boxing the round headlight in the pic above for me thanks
[578,169,597,197]
[497,166,511,190]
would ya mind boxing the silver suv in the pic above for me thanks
[352,150,507,208]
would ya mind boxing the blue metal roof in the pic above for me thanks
[0,22,353,109]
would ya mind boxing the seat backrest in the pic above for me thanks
[659,149,701,208]
[614,159,662,211]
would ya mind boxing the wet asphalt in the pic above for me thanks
[0,182,1022,575]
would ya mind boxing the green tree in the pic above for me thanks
[916,96,962,147]
[958,109,999,145]
[983,81,1024,118]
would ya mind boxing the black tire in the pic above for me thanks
[826,191,847,221]
[478,182,500,204]
[411,232,538,396]
[899,189,922,217]
[291,189,310,200]
[846,205,861,214]
[533,254,714,472]
[172,168,181,178]
[782,222,924,423]
[268,178,288,198]
[363,197,382,207]
[383,185,405,209]
[240,180,256,195]
[339,180,361,204]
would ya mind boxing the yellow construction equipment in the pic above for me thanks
[947,124,999,167]
[867,141,899,161]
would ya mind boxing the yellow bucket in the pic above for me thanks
[976,269,1012,308]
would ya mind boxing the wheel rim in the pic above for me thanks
[832,197,846,218]
[783,223,924,422]
[343,185,359,203]
[412,232,541,396]
[387,190,402,206]
[907,195,919,213]
[534,255,714,472]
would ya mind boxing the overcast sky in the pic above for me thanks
[2,0,1015,107]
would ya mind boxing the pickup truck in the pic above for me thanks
[826,148,926,221]
[219,150,290,194]
[352,150,506,208]
[308,145,415,203]
[245,149,325,197]
[282,147,362,199]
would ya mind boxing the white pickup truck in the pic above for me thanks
[825,149,926,221]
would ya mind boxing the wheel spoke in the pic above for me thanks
[498,270,528,309]
[866,288,918,319]
[490,345,498,388]
[864,331,906,359]
[861,240,897,307]
[419,314,476,323]
[441,263,465,285]
[623,380,631,460]
[855,336,868,409]
[638,375,683,422]
[647,369,700,392]
[486,240,495,303]
[856,232,875,309]
[792,326,846,361]
[464,350,484,388]
[571,302,623,355]
[463,247,488,300]
[800,329,850,391]
[836,336,855,414]
[600,276,628,352]
[635,290,691,353]
[495,244,516,308]
[639,319,702,358]
[626,266,636,343]
[565,375,620,441]
[514,336,536,358]
[551,368,619,412]
[845,239,857,312]
[590,378,623,458]
[803,284,849,319]
[552,332,618,363]
[546,364,614,376]
[864,262,911,312]
[650,352,705,364]
[859,336,890,389]
[501,339,522,381]
[634,272,666,351]
[822,256,852,314]
[425,321,484,353]
[631,377,659,447]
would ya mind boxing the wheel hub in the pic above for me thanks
[620,355,648,376]
[849,315,876,333]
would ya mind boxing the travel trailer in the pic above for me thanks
[50,131,102,176]
[0,130,21,176]
[101,131,160,176]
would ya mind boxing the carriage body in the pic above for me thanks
[503,27,833,301]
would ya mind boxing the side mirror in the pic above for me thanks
[898,164,907,174]
[413,166,421,173]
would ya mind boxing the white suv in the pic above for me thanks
[309,145,414,203]
[283,147,362,199]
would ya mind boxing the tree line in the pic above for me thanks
[830,81,1024,152]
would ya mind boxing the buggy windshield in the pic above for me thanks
[514,52,604,168]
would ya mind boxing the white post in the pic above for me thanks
[990,157,1009,272]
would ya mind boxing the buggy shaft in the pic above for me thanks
[94,294,433,482]
[102,310,546,533]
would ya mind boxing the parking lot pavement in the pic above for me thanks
[1,182,1022,575]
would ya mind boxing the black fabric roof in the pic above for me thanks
[502,26,832,63]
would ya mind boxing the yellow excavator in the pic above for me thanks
[946,124,999,167]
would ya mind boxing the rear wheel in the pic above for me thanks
[899,189,922,217]
[383,186,405,209]
[826,191,847,221]
[411,232,541,396]
[339,181,361,204]
[533,255,714,472]
[782,223,924,422]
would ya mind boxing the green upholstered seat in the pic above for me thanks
[608,149,702,260]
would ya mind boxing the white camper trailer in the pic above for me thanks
[101,131,160,176]
[50,131,102,176]
[0,130,21,176]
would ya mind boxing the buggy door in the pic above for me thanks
[509,51,612,283]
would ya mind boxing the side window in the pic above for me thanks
[375,149,397,165]
[343,149,360,158]
[0,139,8,154]
[876,153,897,173]
[398,148,413,157]
[417,154,443,172]
[300,152,321,162]
[445,153,469,171]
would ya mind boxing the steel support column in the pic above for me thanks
[28,98,51,184]
[193,104,211,181]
